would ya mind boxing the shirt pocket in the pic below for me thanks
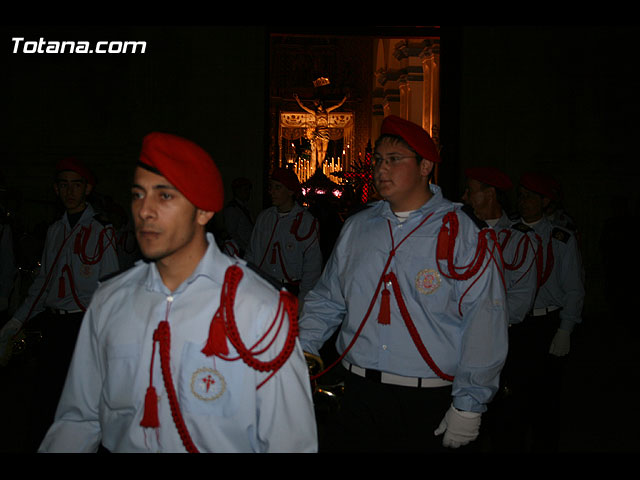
[104,343,141,411]
[177,341,246,418]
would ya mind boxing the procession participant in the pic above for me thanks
[461,166,540,451]
[496,171,584,452]
[462,166,537,325]
[221,177,254,258]
[299,115,508,452]
[38,132,317,453]
[0,157,119,448]
[245,167,322,310]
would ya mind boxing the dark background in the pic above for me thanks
[1,24,638,452]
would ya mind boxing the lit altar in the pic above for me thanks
[278,111,355,185]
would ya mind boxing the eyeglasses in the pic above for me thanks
[371,154,418,171]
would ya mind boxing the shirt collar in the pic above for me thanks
[143,233,229,295]
[63,203,95,228]
[378,184,445,222]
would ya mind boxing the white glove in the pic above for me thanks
[434,404,481,448]
[0,317,23,365]
[549,328,571,356]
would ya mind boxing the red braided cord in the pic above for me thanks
[290,212,318,241]
[437,212,487,281]
[257,217,280,269]
[209,266,300,388]
[75,225,118,265]
[536,234,554,288]
[384,272,454,381]
[22,224,81,323]
[154,321,200,453]
[60,264,86,312]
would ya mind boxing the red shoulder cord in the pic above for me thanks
[534,233,554,290]
[140,265,299,453]
[436,211,506,315]
[74,224,118,265]
[259,212,319,284]
[290,212,318,241]
[497,228,539,285]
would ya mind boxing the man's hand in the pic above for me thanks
[549,328,571,356]
[434,404,481,448]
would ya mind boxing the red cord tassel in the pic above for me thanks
[377,288,391,325]
[437,227,449,260]
[140,386,159,428]
[201,311,229,357]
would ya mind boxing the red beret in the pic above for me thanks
[56,157,96,186]
[519,172,561,201]
[139,132,224,212]
[379,115,441,163]
[465,166,513,191]
[270,167,301,194]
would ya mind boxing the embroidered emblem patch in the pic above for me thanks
[191,367,226,402]
[79,264,93,278]
[415,269,441,295]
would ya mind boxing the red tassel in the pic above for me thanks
[377,288,391,325]
[201,311,229,357]
[437,227,449,260]
[140,386,159,428]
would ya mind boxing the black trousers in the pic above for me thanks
[28,310,84,451]
[484,310,567,452]
[318,368,461,453]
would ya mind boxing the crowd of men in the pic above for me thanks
[0,115,584,453]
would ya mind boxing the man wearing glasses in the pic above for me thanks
[299,115,508,452]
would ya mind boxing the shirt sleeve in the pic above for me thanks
[254,301,318,452]
[557,235,585,331]
[452,226,509,413]
[298,229,348,357]
[503,232,538,324]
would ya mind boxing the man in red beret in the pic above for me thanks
[462,166,538,325]
[39,133,317,453]
[245,167,322,311]
[299,115,508,452]
[0,156,120,450]
[490,171,584,452]
[221,177,254,258]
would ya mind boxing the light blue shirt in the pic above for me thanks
[525,216,584,332]
[13,203,120,322]
[491,213,538,324]
[246,203,322,305]
[299,185,508,413]
[39,234,318,453]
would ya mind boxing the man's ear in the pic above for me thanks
[420,158,434,178]
[196,209,215,226]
